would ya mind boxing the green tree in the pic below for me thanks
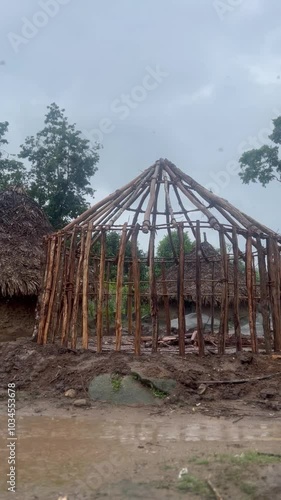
[156,230,193,260]
[239,116,281,186]
[0,122,26,190]
[19,103,100,228]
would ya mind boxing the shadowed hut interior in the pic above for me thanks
[0,188,53,340]
[37,159,281,355]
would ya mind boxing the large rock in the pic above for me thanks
[88,374,160,405]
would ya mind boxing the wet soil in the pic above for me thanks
[0,339,281,498]
[0,338,281,418]
[0,409,280,499]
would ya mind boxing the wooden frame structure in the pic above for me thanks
[37,159,281,355]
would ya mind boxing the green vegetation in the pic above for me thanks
[151,388,166,399]
[177,473,212,497]
[156,230,193,261]
[111,374,122,392]
[239,114,281,187]
[0,103,100,228]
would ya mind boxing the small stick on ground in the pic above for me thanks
[198,372,281,385]
[207,479,223,500]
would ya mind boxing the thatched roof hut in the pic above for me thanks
[157,239,248,305]
[0,189,53,297]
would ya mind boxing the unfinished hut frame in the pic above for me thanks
[37,159,281,355]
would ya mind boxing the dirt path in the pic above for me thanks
[0,408,281,499]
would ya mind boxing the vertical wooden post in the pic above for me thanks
[218,230,228,355]
[256,237,271,353]
[161,260,171,336]
[41,237,56,345]
[127,264,133,336]
[43,234,62,344]
[37,237,53,345]
[51,236,66,342]
[177,223,186,356]
[131,225,141,355]
[82,221,93,349]
[70,229,85,349]
[149,228,159,353]
[96,231,106,353]
[246,235,258,353]
[105,261,110,335]
[267,237,281,352]
[210,261,215,335]
[232,228,242,352]
[195,221,205,356]
[115,224,128,351]
[61,228,78,346]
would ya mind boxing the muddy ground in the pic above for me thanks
[0,338,281,418]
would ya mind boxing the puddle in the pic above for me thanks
[0,413,280,499]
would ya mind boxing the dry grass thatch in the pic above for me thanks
[0,189,53,297]
[157,241,248,305]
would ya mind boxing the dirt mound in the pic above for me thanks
[0,339,281,416]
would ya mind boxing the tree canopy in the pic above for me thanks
[156,230,193,260]
[0,122,26,190]
[239,116,281,187]
[0,103,100,229]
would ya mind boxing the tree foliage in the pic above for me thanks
[0,122,26,190]
[156,230,193,260]
[18,103,100,228]
[239,116,281,186]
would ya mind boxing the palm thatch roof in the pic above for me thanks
[157,240,248,305]
[0,189,53,297]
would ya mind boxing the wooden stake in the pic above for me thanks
[96,230,106,353]
[131,224,141,355]
[41,237,56,345]
[256,237,271,353]
[218,230,228,355]
[43,234,62,344]
[232,228,242,352]
[115,224,128,351]
[161,261,171,336]
[267,238,281,352]
[210,261,215,335]
[127,265,133,336]
[246,235,258,353]
[70,229,86,349]
[196,221,205,356]
[82,221,93,349]
[37,237,52,345]
[61,228,78,346]
[177,223,186,356]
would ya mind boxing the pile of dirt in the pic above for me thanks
[0,339,281,417]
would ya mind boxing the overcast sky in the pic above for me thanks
[1,0,281,238]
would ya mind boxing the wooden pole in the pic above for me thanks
[267,237,281,352]
[61,228,78,346]
[256,238,271,353]
[177,223,186,356]
[105,261,110,335]
[161,260,171,336]
[218,230,228,355]
[195,221,205,356]
[115,224,128,351]
[37,236,52,345]
[246,235,258,353]
[232,228,242,352]
[70,229,86,349]
[43,234,62,344]
[82,221,93,349]
[127,264,133,336]
[41,237,56,345]
[210,261,215,335]
[96,230,106,353]
[131,224,141,355]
